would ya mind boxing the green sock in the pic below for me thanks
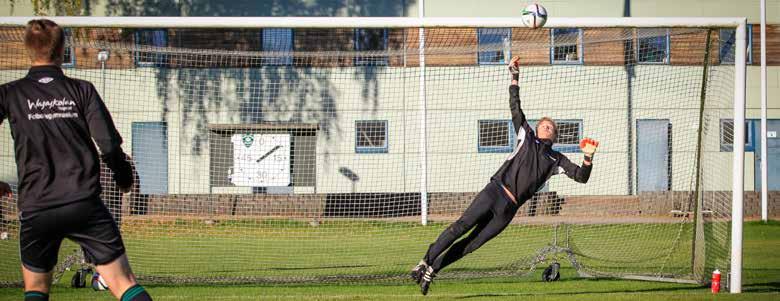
[121,284,152,301]
[24,291,49,301]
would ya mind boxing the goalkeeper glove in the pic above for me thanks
[579,138,599,163]
[508,56,520,75]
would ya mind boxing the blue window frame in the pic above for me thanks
[719,25,753,65]
[355,120,388,153]
[550,28,583,65]
[262,28,293,66]
[478,120,516,153]
[530,119,583,153]
[636,28,670,64]
[62,28,75,68]
[354,28,388,66]
[720,119,755,152]
[478,28,511,65]
[135,29,168,67]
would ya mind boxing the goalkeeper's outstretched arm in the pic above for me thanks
[508,56,531,134]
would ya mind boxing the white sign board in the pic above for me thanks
[230,133,291,187]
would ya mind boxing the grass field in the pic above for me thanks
[0,220,777,300]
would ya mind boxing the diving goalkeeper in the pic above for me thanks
[411,56,599,295]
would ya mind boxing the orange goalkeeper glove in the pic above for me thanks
[579,138,599,163]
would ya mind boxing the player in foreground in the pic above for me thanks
[411,56,599,295]
[0,19,152,301]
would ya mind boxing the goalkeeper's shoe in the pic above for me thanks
[410,260,428,284]
[420,266,436,295]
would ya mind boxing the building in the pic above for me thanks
[0,0,777,205]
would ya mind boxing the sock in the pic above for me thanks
[121,284,152,301]
[24,291,48,301]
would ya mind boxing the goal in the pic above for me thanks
[0,17,747,291]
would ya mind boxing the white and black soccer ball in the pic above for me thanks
[521,3,548,29]
[91,273,109,291]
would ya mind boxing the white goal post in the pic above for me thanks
[0,16,746,292]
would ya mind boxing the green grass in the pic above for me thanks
[0,220,777,300]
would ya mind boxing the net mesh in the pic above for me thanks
[0,24,737,286]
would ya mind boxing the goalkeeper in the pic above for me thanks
[411,56,599,295]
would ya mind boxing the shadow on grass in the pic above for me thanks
[742,281,780,293]
[451,277,704,299]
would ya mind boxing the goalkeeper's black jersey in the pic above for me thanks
[491,85,592,204]
[0,66,127,213]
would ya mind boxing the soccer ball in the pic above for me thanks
[91,273,109,291]
[521,3,548,29]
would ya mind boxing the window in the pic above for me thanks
[530,119,583,152]
[354,29,388,66]
[551,28,582,64]
[62,28,75,67]
[132,122,168,194]
[719,25,753,64]
[262,28,293,66]
[355,120,388,153]
[135,29,168,67]
[720,119,754,152]
[636,28,669,64]
[478,120,515,153]
[478,28,511,65]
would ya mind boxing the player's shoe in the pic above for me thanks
[420,265,436,295]
[410,260,428,284]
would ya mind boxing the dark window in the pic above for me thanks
[720,119,754,152]
[551,28,582,64]
[719,25,753,64]
[354,28,388,66]
[63,28,75,67]
[478,120,514,153]
[262,28,293,66]
[356,120,388,153]
[135,29,168,67]
[636,28,669,64]
[478,28,511,65]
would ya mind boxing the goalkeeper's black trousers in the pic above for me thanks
[423,180,520,272]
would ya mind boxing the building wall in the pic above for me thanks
[0,1,778,196]
[0,64,763,195]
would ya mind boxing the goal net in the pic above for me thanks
[0,18,742,286]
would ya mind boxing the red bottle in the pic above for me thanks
[711,269,721,293]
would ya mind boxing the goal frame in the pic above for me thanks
[0,16,748,293]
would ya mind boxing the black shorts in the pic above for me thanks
[19,197,126,273]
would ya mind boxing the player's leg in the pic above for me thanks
[94,254,151,300]
[68,198,151,300]
[419,182,518,295]
[18,206,68,300]
[435,202,517,272]
[21,267,52,300]
[430,216,491,272]
[412,186,495,283]
[421,185,496,265]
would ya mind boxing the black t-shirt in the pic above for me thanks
[0,65,130,213]
[491,85,592,203]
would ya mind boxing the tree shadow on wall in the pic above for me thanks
[104,0,416,155]
[103,0,412,17]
